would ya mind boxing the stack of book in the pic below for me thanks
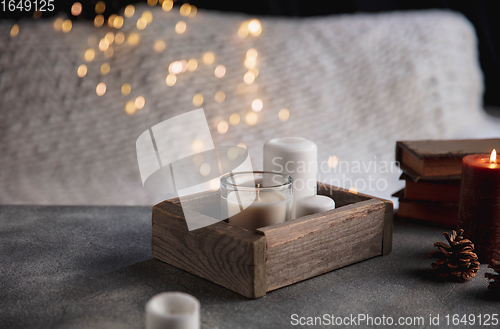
[394,139,500,227]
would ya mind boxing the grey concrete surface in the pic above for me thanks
[1,205,499,329]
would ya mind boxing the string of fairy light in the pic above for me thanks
[8,0,291,138]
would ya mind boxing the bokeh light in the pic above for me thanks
[62,20,72,33]
[71,2,82,16]
[192,139,204,152]
[246,48,258,59]
[84,49,95,62]
[169,61,183,74]
[128,33,140,46]
[113,16,124,29]
[105,32,115,44]
[154,40,166,52]
[142,11,153,24]
[162,0,173,12]
[251,99,263,112]
[107,14,117,28]
[124,5,135,18]
[10,24,19,37]
[214,65,226,78]
[121,83,131,95]
[192,94,204,106]
[100,63,110,75]
[215,91,226,103]
[137,17,147,30]
[203,52,215,65]
[77,64,87,78]
[278,108,290,121]
[125,101,136,114]
[95,1,106,14]
[200,163,211,176]
[96,82,106,96]
[243,71,255,84]
[147,0,158,6]
[328,155,339,169]
[135,96,146,110]
[115,32,125,45]
[166,74,177,86]
[217,121,229,134]
[187,58,198,71]
[237,22,249,39]
[94,15,104,27]
[229,113,240,126]
[245,112,258,126]
[189,5,197,17]
[180,3,191,17]
[99,38,110,51]
[54,18,63,31]
[175,21,187,34]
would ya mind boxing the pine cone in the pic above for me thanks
[430,229,479,282]
[485,251,500,295]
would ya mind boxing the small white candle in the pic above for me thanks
[295,195,335,218]
[263,137,318,217]
[145,292,200,329]
[227,190,289,231]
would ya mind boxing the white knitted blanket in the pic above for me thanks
[0,6,496,205]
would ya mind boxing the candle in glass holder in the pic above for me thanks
[458,149,500,263]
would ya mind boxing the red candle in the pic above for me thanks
[458,150,500,263]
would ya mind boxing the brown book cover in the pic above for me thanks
[397,198,458,228]
[398,174,461,202]
[396,139,500,180]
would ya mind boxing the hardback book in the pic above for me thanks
[400,174,460,203]
[397,197,459,228]
[396,139,500,180]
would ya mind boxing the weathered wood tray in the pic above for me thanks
[151,183,393,298]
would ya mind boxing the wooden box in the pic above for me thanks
[152,183,393,298]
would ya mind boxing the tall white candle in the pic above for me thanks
[226,190,289,231]
[263,137,318,217]
[145,292,200,329]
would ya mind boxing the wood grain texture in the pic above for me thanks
[152,199,267,298]
[257,199,386,291]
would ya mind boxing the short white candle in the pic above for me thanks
[295,195,335,218]
[263,137,318,217]
[227,190,289,231]
[145,292,200,329]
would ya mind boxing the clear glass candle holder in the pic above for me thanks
[220,171,294,231]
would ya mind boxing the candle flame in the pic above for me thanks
[491,149,497,163]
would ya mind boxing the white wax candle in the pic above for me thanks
[263,137,318,217]
[295,195,335,218]
[227,190,289,231]
[145,292,200,329]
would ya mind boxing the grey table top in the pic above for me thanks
[1,205,499,329]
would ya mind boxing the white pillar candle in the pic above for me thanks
[263,137,318,217]
[295,195,335,218]
[227,190,289,231]
[145,292,200,329]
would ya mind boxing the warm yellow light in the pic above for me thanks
[125,100,136,114]
[169,61,183,74]
[202,52,215,65]
[348,187,358,194]
[121,83,131,95]
[251,98,263,112]
[229,113,240,126]
[77,64,87,78]
[115,32,125,45]
[243,71,255,84]
[94,15,104,27]
[84,49,95,62]
[200,163,211,176]
[217,121,229,134]
[187,58,198,72]
[245,112,258,126]
[192,94,204,106]
[95,1,106,14]
[96,82,106,96]
[189,5,197,17]
[180,3,191,16]
[10,24,19,37]
[175,21,187,34]
[166,74,177,86]
[214,65,226,78]
[124,5,135,17]
[104,47,114,58]
[113,16,124,29]
[71,2,82,16]
[153,40,166,52]
[192,139,204,152]
[162,0,173,12]
[137,17,147,30]
[54,18,63,31]
[135,96,146,110]
[237,142,247,150]
[278,108,290,121]
[128,33,140,46]
[248,19,262,36]
[215,91,226,103]
[491,149,497,163]
[100,63,110,75]
[147,0,158,6]
[209,178,220,191]
[99,38,109,51]
[104,32,114,44]
[328,155,339,169]
[244,57,256,69]
[227,147,238,160]
[142,11,153,24]
[246,48,258,59]
[237,22,249,39]
[107,14,117,28]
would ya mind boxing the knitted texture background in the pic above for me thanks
[0,7,492,205]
